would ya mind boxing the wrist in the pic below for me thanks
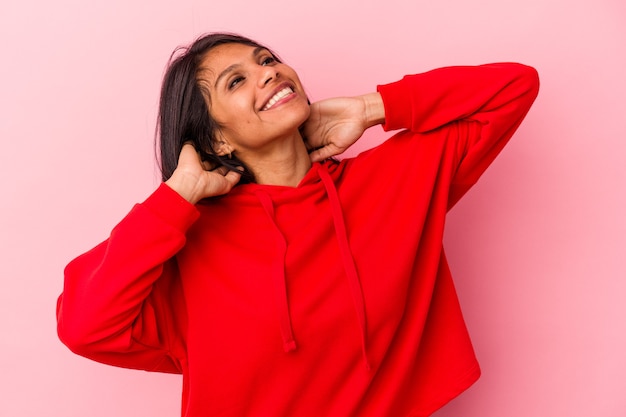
[361,92,385,128]
[165,171,203,205]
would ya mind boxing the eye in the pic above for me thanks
[228,76,244,90]
[261,56,276,66]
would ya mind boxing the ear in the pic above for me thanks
[213,131,234,156]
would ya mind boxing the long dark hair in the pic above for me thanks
[156,33,281,183]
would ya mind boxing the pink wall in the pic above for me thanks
[1,0,625,415]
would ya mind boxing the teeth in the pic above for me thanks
[262,87,293,110]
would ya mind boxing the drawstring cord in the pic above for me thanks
[255,190,297,352]
[318,166,371,371]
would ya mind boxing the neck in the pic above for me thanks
[239,133,312,187]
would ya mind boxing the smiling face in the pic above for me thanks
[197,43,311,159]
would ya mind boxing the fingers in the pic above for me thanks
[186,143,239,184]
[223,170,242,187]
[201,160,213,171]
[208,168,241,197]
[209,163,242,186]
[173,142,242,199]
[309,144,341,163]
[208,164,227,175]
[179,142,199,161]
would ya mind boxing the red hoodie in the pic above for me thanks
[57,63,539,417]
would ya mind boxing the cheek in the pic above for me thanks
[211,97,253,126]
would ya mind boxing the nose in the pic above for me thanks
[258,65,277,88]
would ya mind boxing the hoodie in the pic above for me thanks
[57,63,540,417]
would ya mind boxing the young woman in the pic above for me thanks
[57,33,539,416]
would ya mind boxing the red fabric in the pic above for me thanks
[57,63,539,416]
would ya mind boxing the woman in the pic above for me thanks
[57,33,539,416]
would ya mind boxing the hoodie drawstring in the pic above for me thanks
[318,166,371,371]
[254,164,370,370]
[255,190,297,353]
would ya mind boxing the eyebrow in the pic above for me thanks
[214,46,266,89]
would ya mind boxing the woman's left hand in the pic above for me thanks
[302,93,385,163]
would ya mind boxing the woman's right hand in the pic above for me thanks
[165,143,241,204]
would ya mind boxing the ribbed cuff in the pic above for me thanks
[141,183,200,232]
[376,76,413,132]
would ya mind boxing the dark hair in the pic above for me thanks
[156,33,281,183]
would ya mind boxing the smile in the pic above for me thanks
[261,86,295,111]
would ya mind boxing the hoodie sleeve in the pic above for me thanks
[56,183,200,373]
[376,63,540,207]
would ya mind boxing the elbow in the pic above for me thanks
[517,64,540,99]
[507,63,540,113]
[57,315,121,359]
[56,295,108,357]
[526,65,540,95]
[56,304,93,357]
[57,325,90,357]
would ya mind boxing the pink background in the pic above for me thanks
[1,0,625,415]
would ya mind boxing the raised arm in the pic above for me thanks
[57,184,199,372]
[377,63,540,205]
[57,141,243,370]
[303,63,538,176]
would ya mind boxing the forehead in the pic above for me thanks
[200,43,263,80]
